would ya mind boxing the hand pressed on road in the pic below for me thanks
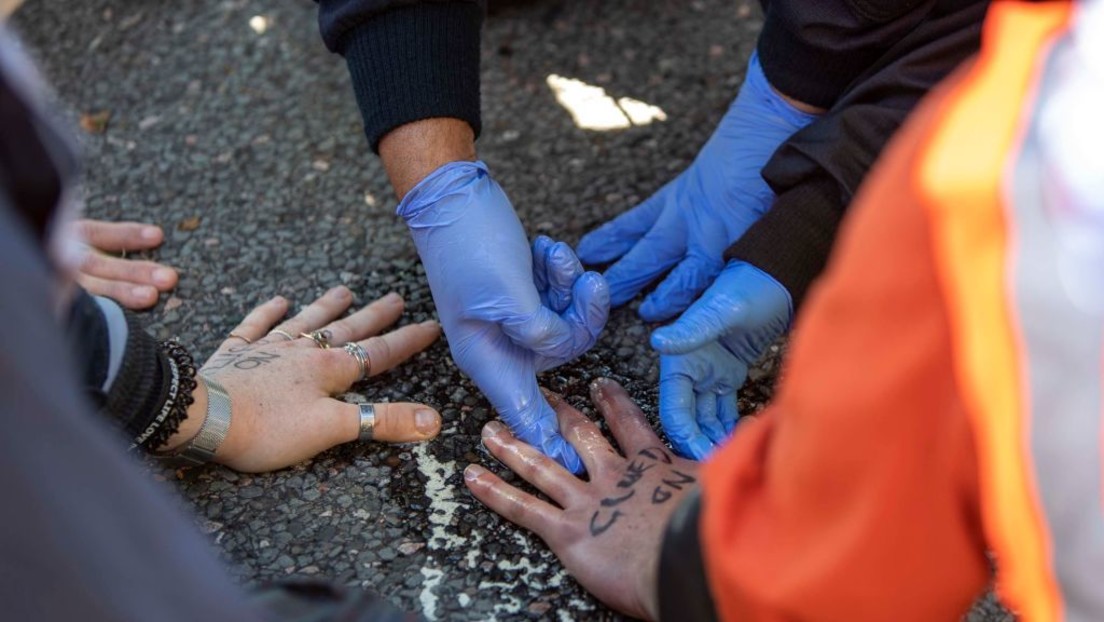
[465,378,701,621]
[398,160,609,473]
[163,286,443,473]
[72,219,178,309]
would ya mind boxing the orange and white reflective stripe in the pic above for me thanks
[918,2,1077,621]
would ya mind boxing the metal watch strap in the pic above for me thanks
[179,375,232,465]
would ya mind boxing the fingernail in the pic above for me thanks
[415,409,440,435]
[132,286,155,300]
[589,377,611,394]
[464,464,486,482]
[141,226,161,240]
[482,420,505,439]
[385,292,402,302]
[153,268,175,286]
[271,295,287,305]
[330,287,351,299]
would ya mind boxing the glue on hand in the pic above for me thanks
[1039,0,1104,313]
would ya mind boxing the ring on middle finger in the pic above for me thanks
[301,329,333,349]
[343,342,371,382]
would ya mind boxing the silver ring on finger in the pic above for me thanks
[343,342,371,382]
[358,403,375,441]
[301,330,332,349]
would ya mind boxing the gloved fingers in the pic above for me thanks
[544,239,585,313]
[506,271,608,366]
[650,288,737,355]
[501,306,577,362]
[639,252,725,322]
[717,391,739,435]
[603,230,684,308]
[500,389,585,475]
[658,370,715,461]
[695,391,726,446]
[576,183,671,265]
[569,271,610,343]
[535,272,609,373]
[532,235,554,298]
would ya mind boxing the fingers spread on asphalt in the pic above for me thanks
[363,401,442,443]
[75,273,159,310]
[321,292,404,345]
[358,320,441,376]
[464,464,561,538]
[275,286,353,342]
[80,252,178,290]
[223,296,289,348]
[546,390,611,475]
[481,420,583,506]
[75,220,164,251]
[590,377,660,456]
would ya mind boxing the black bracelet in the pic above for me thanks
[133,341,198,452]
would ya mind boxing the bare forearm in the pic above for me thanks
[378,117,477,200]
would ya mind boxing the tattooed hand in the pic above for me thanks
[464,378,700,621]
[162,286,443,472]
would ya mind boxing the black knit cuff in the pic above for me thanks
[726,175,843,311]
[340,2,483,153]
[658,489,718,622]
[757,15,858,110]
[102,310,170,440]
[66,289,110,407]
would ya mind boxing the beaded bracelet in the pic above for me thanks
[133,341,198,452]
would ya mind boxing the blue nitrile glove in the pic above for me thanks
[398,161,609,473]
[650,260,792,459]
[576,51,818,322]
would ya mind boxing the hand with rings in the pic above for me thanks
[170,286,442,473]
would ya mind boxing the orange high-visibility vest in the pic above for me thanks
[696,3,1098,620]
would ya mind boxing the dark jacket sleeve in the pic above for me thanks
[657,489,719,622]
[730,0,987,310]
[0,190,266,622]
[758,0,942,109]
[317,0,485,152]
[66,289,177,444]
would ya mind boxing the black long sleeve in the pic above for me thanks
[730,0,987,310]
[317,0,484,152]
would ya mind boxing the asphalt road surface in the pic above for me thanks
[13,0,1011,619]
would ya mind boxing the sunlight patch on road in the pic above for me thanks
[546,74,667,131]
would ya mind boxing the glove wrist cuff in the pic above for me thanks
[396,160,491,221]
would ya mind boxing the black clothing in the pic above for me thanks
[730,0,988,307]
[657,489,718,622]
[0,30,410,622]
[318,0,484,152]
[315,0,987,309]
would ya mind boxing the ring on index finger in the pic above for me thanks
[343,342,371,382]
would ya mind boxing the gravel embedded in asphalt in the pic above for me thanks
[13,0,1008,619]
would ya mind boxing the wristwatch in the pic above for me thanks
[175,375,232,466]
